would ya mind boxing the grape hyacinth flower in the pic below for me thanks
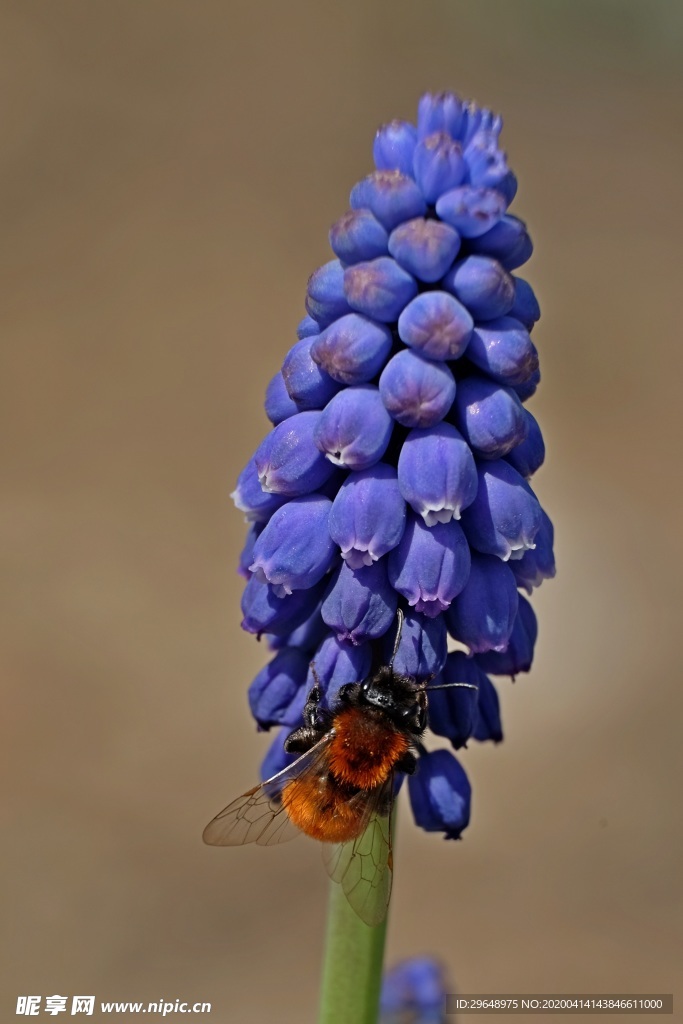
[233,87,553,840]
[226,90,555,1022]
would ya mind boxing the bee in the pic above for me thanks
[203,610,477,926]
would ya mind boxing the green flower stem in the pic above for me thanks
[318,879,388,1024]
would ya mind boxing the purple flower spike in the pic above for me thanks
[460,459,542,561]
[514,366,540,403]
[388,513,471,617]
[314,384,393,469]
[265,371,300,425]
[445,551,519,653]
[329,463,406,569]
[249,495,337,597]
[240,575,324,636]
[321,559,398,645]
[465,131,510,193]
[329,208,389,266]
[510,509,555,593]
[343,256,418,323]
[417,91,464,140]
[435,186,507,239]
[442,255,515,321]
[238,523,262,579]
[296,315,320,340]
[412,132,466,203]
[509,277,541,330]
[470,214,533,271]
[428,652,485,748]
[388,217,461,284]
[350,170,427,231]
[466,316,539,387]
[307,633,372,705]
[248,647,310,729]
[281,337,342,409]
[397,422,477,525]
[505,408,545,478]
[472,673,503,743]
[408,748,471,839]
[232,456,287,522]
[382,609,447,680]
[305,259,351,328]
[454,375,528,459]
[379,350,456,429]
[397,291,473,361]
[310,313,393,385]
[477,593,537,676]
[372,120,418,176]
[254,411,337,496]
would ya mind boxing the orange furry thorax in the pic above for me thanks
[327,705,410,790]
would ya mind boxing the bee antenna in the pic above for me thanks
[423,682,479,692]
[389,608,405,669]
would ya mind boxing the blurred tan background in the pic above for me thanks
[1,2,682,1021]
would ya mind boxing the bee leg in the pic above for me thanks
[394,747,419,775]
[285,680,331,753]
[284,725,320,754]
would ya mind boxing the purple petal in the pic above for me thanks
[305,259,351,328]
[350,170,427,231]
[416,92,465,141]
[465,316,539,387]
[476,594,537,675]
[372,120,418,176]
[231,456,287,522]
[248,647,310,728]
[382,609,447,680]
[442,255,514,321]
[412,131,466,203]
[307,633,373,705]
[281,337,342,409]
[265,371,300,425]
[408,748,471,839]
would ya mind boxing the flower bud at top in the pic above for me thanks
[442,255,515,321]
[296,315,320,340]
[428,652,485,748]
[388,217,461,284]
[472,673,503,743]
[241,575,324,636]
[453,375,527,459]
[305,259,351,328]
[460,459,542,561]
[435,186,507,239]
[255,411,337,496]
[413,132,466,203]
[248,647,310,729]
[328,463,406,569]
[388,512,471,617]
[476,593,537,676]
[504,408,545,478]
[329,208,389,266]
[397,291,473,361]
[509,277,541,330]
[307,633,372,705]
[408,748,471,839]
[466,317,539,387]
[510,509,555,593]
[321,559,398,645]
[232,456,287,522]
[314,384,393,469]
[469,214,533,271]
[461,104,502,146]
[265,371,300,425]
[310,313,393,385]
[379,350,456,429]
[350,170,427,231]
[373,119,418,176]
[344,257,418,323]
[282,337,342,409]
[382,609,447,680]
[249,495,337,597]
[397,422,477,525]
[465,130,510,192]
[445,551,519,653]
[417,91,464,140]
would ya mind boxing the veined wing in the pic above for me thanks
[321,775,394,927]
[202,733,333,848]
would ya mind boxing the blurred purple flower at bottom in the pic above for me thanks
[381,956,447,1024]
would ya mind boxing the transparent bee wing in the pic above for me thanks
[203,734,333,848]
[321,776,394,927]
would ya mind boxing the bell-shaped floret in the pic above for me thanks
[350,170,427,231]
[379,350,456,428]
[310,313,393,385]
[408,748,471,839]
[373,120,418,176]
[466,317,538,387]
[413,131,466,203]
[388,217,461,284]
[328,463,406,569]
[460,459,542,560]
[314,385,393,469]
[397,291,473,361]
[442,255,514,321]
[445,552,519,653]
[344,256,418,323]
[329,208,389,265]
[254,411,337,496]
[305,259,352,328]
[397,422,477,525]
[454,375,527,459]
[321,559,398,645]
[249,495,337,597]
[388,513,471,617]
[435,186,506,238]
[476,594,537,676]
